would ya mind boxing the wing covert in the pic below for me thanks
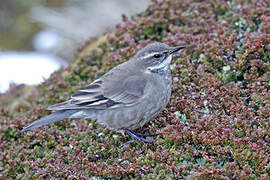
[48,70,148,111]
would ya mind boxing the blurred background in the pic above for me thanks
[0,0,151,93]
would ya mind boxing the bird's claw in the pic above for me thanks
[123,130,157,146]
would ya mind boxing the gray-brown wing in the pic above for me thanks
[48,68,147,110]
[103,74,147,105]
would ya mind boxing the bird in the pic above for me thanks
[22,42,185,143]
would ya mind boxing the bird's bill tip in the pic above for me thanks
[170,45,186,54]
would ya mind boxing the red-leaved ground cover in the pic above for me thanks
[0,0,269,179]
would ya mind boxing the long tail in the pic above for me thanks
[22,110,78,132]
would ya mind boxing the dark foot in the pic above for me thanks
[124,130,156,145]
[122,139,136,147]
[130,131,154,137]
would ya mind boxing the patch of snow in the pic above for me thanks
[0,52,66,93]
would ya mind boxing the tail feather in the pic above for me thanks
[22,110,77,132]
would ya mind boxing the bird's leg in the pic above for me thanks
[125,130,156,143]
[130,131,154,137]
[122,139,136,147]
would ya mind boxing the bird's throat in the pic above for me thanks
[148,55,172,73]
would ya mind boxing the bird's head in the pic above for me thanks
[134,42,185,72]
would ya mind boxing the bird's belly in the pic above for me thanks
[96,80,171,131]
[96,104,144,131]
[142,80,171,123]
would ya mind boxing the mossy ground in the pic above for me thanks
[1,0,270,179]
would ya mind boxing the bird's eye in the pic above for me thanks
[153,54,162,58]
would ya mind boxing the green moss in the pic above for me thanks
[2,128,20,140]
[141,22,168,41]
[34,146,45,159]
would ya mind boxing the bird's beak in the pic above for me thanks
[169,45,186,54]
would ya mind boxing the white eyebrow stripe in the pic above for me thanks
[142,52,160,59]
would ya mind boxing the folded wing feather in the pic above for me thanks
[48,70,147,111]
